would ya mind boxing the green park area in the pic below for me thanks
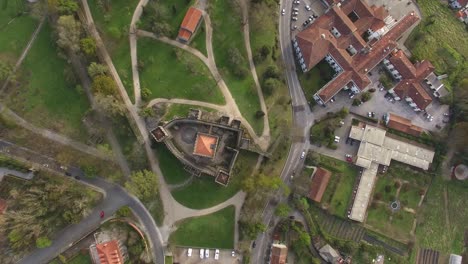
[248,0,292,139]
[316,154,358,218]
[170,150,258,209]
[209,0,263,134]
[0,1,38,61]
[190,22,207,56]
[87,0,137,102]
[138,38,224,104]
[161,103,215,121]
[406,0,468,90]
[170,206,235,249]
[5,23,90,141]
[366,202,415,242]
[298,60,334,99]
[0,172,101,255]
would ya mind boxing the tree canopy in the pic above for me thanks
[125,170,159,202]
[56,15,81,53]
[92,75,117,95]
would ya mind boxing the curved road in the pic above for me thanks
[251,0,316,262]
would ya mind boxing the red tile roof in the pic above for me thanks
[386,113,423,136]
[95,240,125,264]
[296,0,418,103]
[308,167,332,203]
[193,133,218,158]
[178,7,202,41]
[270,244,288,264]
[0,199,7,214]
[389,49,434,110]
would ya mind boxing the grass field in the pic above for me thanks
[406,0,468,89]
[6,23,90,140]
[298,61,334,99]
[138,38,224,104]
[0,1,37,61]
[414,176,468,255]
[87,0,136,102]
[374,176,398,203]
[366,202,415,242]
[170,206,235,248]
[68,253,92,264]
[209,0,263,134]
[399,183,422,209]
[171,151,258,209]
[161,103,215,121]
[190,22,207,56]
[318,155,358,218]
[155,144,192,185]
[248,0,292,140]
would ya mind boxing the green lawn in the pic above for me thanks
[405,0,468,89]
[6,23,90,140]
[170,206,235,248]
[155,144,192,185]
[415,176,468,255]
[138,38,224,104]
[398,184,422,209]
[386,162,431,187]
[298,60,334,99]
[374,176,398,203]
[164,256,173,264]
[0,1,38,61]
[318,155,358,218]
[87,0,136,102]
[190,22,207,56]
[209,0,263,135]
[162,103,214,121]
[366,202,415,242]
[171,151,258,209]
[68,253,92,264]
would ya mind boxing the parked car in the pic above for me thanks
[215,249,220,260]
[200,249,204,259]
[232,250,236,257]
[292,16,298,21]
[293,7,299,11]
[305,5,311,10]
[252,241,256,248]
[281,9,285,15]
[300,151,306,159]
[291,25,297,30]
[205,249,210,258]
[334,136,340,143]
[188,248,192,257]
[293,11,299,16]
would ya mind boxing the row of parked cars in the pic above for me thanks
[187,248,235,260]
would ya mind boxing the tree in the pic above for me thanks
[295,197,309,211]
[274,203,291,218]
[80,37,97,56]
[57,0,78,14]
[141,87,152,101]
[36,236,52,248]
[87,62,108,77]
[239,220,267,240]
[361,91,372,102]
[125,170,159,202]
[0,61,13,81]
[56,15,81,53]
[92,75,117,95]
[338,107,349,118]
[255,110,265,119]
[305,152,320,166]
[264,65,280,79]
[95,94,126,118]
[263,78,280,95]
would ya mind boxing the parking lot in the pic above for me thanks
[310,66,450,132]
[173,247,240,264]
[288,0,325,35]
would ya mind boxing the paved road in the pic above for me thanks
[0,139,164,264]
[250,0,317,262]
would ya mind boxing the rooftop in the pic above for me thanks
[271,244,288,264]
[385,112,423,136]
[93,240,125,264]
[0,198,7,214]
[349,162,378,222]
[193,133,218,158]
[296,0,419,103]
[177,7,203,41]
[308,167,332,203]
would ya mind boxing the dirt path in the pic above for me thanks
[147,98,227,112]
[239,0,270,140]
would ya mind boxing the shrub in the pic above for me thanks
[361,91,372,102]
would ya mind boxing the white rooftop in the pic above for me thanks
[349,163,378,222]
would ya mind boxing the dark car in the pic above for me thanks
[252,241,257,248]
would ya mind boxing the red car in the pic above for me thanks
[100,211,105,219]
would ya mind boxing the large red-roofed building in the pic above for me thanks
[293,0,419,104]
[177,7,203,43]
[384,113,423,136]
[90,239,127,264]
